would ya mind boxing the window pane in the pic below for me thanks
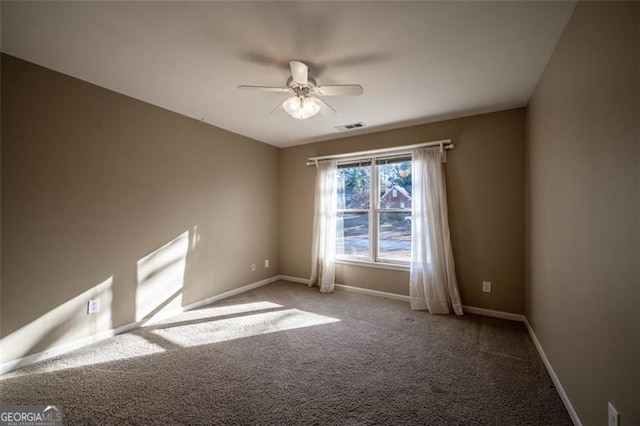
[378,212,411,261]
[338,165,370,210]
[378,161,412,208]
[337,212,369,257]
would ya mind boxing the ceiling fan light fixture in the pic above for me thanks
[283,96,320,120]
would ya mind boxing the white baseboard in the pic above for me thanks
[461,305,526,322]
[1,275,281,375]
[279,276,531,318]
[183,276,281,311]
[525,319,582,426]
[277,275,310,285]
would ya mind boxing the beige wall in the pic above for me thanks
[280,108,526,313]
[526,2,639,425]
[0,55,280,364]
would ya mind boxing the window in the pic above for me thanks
[336,156,412,265]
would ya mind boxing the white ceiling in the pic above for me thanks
[1,1,576,148]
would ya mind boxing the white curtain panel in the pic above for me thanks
[309,160,338,293]
[410,147,463,315]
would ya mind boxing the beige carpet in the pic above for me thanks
[0,280,571,425]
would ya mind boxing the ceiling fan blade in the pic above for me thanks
[238,85,293,94]
[314,84,364,96]
[289,60,308,86]
[313,97,336,116]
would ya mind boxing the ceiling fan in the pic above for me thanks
[238,60,364,120]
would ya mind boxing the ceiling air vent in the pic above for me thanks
[335,122,366,131]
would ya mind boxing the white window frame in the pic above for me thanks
[336,155,412,268]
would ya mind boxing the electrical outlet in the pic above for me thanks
[608,402,619,426]
[264,259,270,268]
[482,281,492,293]
[87,298,100,315]
[251,264,256,271]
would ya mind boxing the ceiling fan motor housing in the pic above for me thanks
[287,76,317,90]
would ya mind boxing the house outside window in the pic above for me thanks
[337,156,412,265]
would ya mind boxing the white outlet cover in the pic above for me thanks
[482,281,492,293]
[608,402,619,426]
[251,264,256,271]
[87,298,100,315]
[265,259,269,268]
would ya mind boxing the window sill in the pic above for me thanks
[335,259,410,272]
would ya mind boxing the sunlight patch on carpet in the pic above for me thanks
[1,333,166,379]
[149,308,340,347]
[145,301,284,327]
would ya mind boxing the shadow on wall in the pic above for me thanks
[1,230,195,370]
